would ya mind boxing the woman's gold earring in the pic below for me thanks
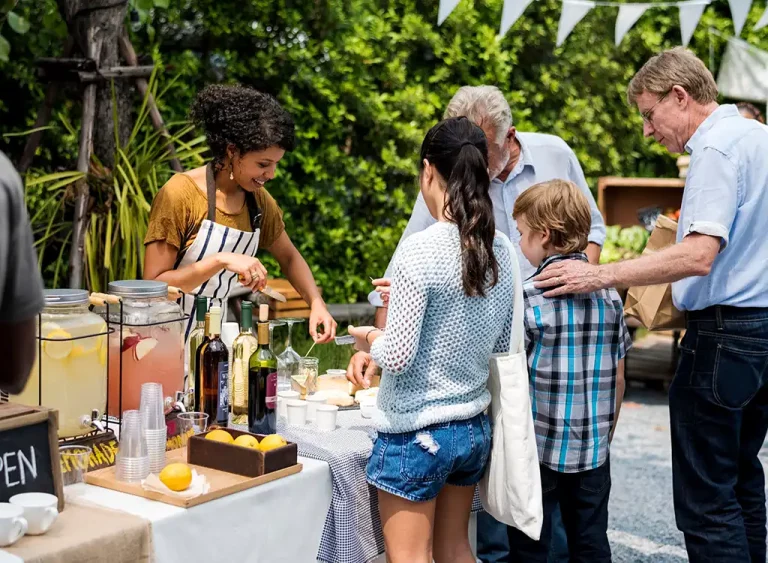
[229,163,234,181]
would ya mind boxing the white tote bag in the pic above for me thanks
[478,233,543,541]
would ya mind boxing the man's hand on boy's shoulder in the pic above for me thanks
[534,259,611,297]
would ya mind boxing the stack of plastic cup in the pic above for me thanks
[140,383,167,474]
[115,410,150,482]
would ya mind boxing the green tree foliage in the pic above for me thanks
[1,0,765,301]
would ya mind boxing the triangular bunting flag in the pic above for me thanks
[438,0,462,25]
[556,0,595,47]
[499,0,536,38]
[754,3,768,29]
[679,1,707,47]
[728,0,753,36]
[615,4,650,45]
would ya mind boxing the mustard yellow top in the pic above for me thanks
[144,173,285,252]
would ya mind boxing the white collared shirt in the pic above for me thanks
[369,132,606,306]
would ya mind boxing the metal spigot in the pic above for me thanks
[80,409,105,432]
[174,391,187,413]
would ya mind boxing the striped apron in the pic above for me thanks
[176,164,261,344]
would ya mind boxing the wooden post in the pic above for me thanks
[68,81,97,289]
[119,34,182,172]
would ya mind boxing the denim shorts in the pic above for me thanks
[366,413,492,502]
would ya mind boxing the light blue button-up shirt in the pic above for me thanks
[369,132,606,306]
[673,104,768,311]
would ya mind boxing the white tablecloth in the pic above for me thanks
[67,457,332,563]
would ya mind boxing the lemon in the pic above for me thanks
[159,463,193,491]
[233,434,260,449]
[44,329,73,360]
[258,434,287,452]
[70,344,97,358]
[205,429,234,443]
[98,345,107,366]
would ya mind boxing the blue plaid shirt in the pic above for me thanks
[524,254,632,473]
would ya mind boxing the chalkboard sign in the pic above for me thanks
[0,404,63,511]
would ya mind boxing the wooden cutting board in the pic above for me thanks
[84,447,302,508]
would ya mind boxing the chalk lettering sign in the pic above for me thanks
[0,404,63,510]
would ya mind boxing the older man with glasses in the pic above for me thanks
[536,47,768,563]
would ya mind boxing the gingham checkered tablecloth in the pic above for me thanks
[233,410,482,563]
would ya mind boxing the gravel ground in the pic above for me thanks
[607,385,768,562]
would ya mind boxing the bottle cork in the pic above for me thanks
[259,303,269,322]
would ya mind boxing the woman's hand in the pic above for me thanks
[372,278,391,308]
[346,352,379,390]
[219,252,268,291]
[348,325,383,353]
[309,301,337,343]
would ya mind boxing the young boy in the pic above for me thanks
[507,179,631,563]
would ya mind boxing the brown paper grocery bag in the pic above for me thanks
[624,215,686,330]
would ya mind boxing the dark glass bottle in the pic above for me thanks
[248,304,277,434]
[200,306,229,426]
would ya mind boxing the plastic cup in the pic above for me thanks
[315,404,339,432]
[115,410,150,482]
[286,400,308,426]
[277,390,299,418]
[140,383,165,430]
[177,412,209,435]
[176,412,208,447]
[59,446,92,485]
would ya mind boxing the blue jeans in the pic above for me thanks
[506,460,611,563]
[477,505,569,563]
[670,306,768,563]
[366,414,491,502]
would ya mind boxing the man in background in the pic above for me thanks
[0,151,44,393]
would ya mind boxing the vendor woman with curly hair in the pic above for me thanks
[143,84,336,344]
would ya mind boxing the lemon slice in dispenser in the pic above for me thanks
[44,329,73,360]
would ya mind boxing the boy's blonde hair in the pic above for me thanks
[513,180,591,254]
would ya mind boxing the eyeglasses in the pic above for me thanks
[640,90,671,124]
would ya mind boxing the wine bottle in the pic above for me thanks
[200,306,229,425]
[194,312,211,412]
[186,296,208,408]
[248,304,277,434]
[231,301,258,421]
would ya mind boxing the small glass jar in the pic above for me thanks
[104,280,184,417]
[299,357,319,395]
[12,289,107,438]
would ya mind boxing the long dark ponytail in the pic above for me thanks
[420,116,499,297]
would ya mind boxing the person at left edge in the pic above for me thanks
[143,84,336,343]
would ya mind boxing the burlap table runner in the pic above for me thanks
[2,502,152,563]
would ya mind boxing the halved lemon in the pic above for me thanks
[44,329,73,360]
[70,345,97,358]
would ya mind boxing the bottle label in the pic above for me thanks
[266,372,278,409]
[217,361,230,421]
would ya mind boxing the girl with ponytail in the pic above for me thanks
[346,117,516,563]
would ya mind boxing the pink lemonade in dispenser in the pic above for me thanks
[105,280,184,417]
